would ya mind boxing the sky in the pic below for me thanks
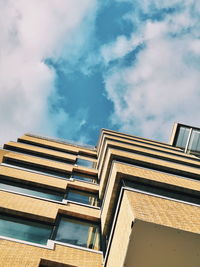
[1,0,200,147]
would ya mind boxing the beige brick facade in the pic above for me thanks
[105,190,134,267]
[5,141,77,162]
[0,129,199,266]
[0,239,102,267]
[0,190,100,222]
[126,190,200,234]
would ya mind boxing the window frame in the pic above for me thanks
[0,212,53,245]
[71,172,97,184]
[52,214,101,251]
[65,187,99,207]
[0,177,65,202]
[76,157,96,169]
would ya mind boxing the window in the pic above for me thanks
[0,213,52,245]
[72,172,97,183]
[53,216,100,250]
[76,158,96,168]
[0,179,64,201]
[3,157,70,179]
[187,129,200,157]
[66,188,99,206]
[175,126,190,149]
[174,125,200,158]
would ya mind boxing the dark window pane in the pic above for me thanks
[76,158,95,168]
[72,172,97,183]
[66,189,98,206]
[3,158,70,179]
[0,214,52,245]
[175,126,190,149]
[40,259,76,267]
[54,217,100,250]
[0,180,64,201]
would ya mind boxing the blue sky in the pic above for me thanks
[1,0,200,146]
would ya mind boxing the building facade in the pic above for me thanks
[0,127,199,267]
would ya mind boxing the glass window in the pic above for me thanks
[0,179,64,201]
[76,158,96,168]
[175,126,190,149]
[66,189,99,206]
[3,158,70,179]
[187,130,200,157]
[72,172,97,183]
[0,213,52,245]
[53,216,100,250]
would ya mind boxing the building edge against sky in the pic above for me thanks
[0,123,199,266]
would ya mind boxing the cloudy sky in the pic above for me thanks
[1,0,200,146]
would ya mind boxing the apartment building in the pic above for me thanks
[0,125,199,267]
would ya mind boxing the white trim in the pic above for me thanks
[103,186,125,265]
[53,240,102,254]
[0,236,103,253]
[0,236,55,249]
[184,128,192,153]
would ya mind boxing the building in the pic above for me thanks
[0,126,199,267]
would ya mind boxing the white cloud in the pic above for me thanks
[103,0,200,142]
[101,35,143,64]
[0,0,97,146]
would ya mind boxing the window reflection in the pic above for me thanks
[0,214,52,245]
[174,126,200,158]
[175,126,190,149]
[0,179,64,201]
[54,216,100,250]
[72,172,97,183]
[76,158,96,168]
[66,189,99,206]
[187,130,200,157]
